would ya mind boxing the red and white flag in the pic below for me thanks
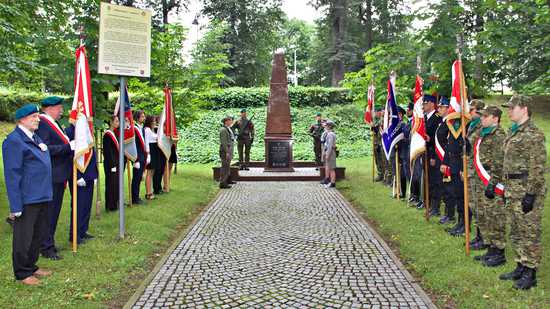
[114,85,137,161]
[158,86,178,159]
[473,137,505,196]
[364,84,375,125]
[447,60,470,138]
[69,45,94,173]
[409,75,426,163]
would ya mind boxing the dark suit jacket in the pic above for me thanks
[103,131,119,172]
[134,126,146,165]
[36,115,72,183]
[2,127,53,213]
[425,112,442,161]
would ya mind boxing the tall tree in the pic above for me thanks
[202,0,284,87]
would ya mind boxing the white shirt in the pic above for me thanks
[426,110,436,120]
[17,125,34,140]
[144,126,157,151]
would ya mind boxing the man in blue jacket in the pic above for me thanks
[36,96,75,260]
[65,125,98,244]
[2,104,54,285]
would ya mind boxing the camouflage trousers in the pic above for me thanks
[374,144,385,178]
[506,194,544,269]
[471,181,507,249]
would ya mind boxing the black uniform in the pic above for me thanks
[103,131,120,211]
[425,112,443,213]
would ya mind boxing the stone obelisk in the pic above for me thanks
[264,49,294,172]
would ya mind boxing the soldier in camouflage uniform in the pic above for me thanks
[470,106,507,267]
[232,109,255,170]
[499,95,546,290]
[372,108,386,182]
[309,112,324,168]
[466,100,487,248]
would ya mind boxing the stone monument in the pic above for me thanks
[264,49,294,172]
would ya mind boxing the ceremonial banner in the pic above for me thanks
[447,60,470,138]
[114,86,137,161]
[158,86,178,159]
[382,74,404,160]
[69,45,94,173]
[364,84,375,125]
[409,75,426,162]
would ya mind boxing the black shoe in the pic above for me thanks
[500,263,525,281]
[449,223,465,237]
[513,267,537,290]
[244,167,250,171]
[229,181,237,184]
[239,165,245,170]
[374,175,383,182]
[429,209,440,217]
[408,196,418,203]
[320,178,329,185]
[482,248,506,267]
[416,201,424,209]
[471,240,488,251]
[6,217,14,228]
[41,251,63,260]
[219,184,232,189]
[439,216,451,224]
[132,199,143,205]
[83,233,95,240]
[474,248,492,262]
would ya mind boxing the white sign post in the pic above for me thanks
[98,2,151,239]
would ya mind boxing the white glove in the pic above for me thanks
[146,154,151,165]
[38,143,48,152]
[111,167,117,172]
[134,162,140,169]
[77,178,86,187]
[69,140,76,151]
[9,212,22,219]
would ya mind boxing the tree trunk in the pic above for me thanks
[330,0,347,87]
[162,0,169,26]
[365,0,373,50]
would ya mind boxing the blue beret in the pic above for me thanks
[41,96,64,107]
[15,104,40,120]
[439,96,450,106]
[423,95,436,103]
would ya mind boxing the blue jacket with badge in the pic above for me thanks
[2,127,53,213]
[36,115,73,184]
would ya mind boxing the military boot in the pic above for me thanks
[499,263,525,281]
[446,215,463,234]
[513,267,537,290]
[482,248,506,267]
[449,215,465,237]
[474,247,494,262]
[470,228,488,250]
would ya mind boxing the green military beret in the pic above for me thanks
[15,104,40,120]
[315,112,322,117]
[481,106,502,118]
[240,108,247,113]
[41,96,64,107]
[502,95,531,109]
[469,99,485,112]
[221,115,234,123]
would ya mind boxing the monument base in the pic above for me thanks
[264,136,294,172]
[212,162,346,182]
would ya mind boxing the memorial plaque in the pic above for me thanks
[267,140,291,168]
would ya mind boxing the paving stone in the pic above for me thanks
[130,182,434,308]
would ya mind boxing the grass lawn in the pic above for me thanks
[338,99,550,308]
[0,122,218,307]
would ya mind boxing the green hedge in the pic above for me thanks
[0,88,69,121]
[199,86,352,109]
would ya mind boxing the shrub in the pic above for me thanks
[199,86,352,109]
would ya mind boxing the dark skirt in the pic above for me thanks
[169,144,177,163]
[147,143,161,170]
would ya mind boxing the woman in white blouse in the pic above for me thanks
[144,115,158,200]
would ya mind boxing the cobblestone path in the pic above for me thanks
[130,182,435,308]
